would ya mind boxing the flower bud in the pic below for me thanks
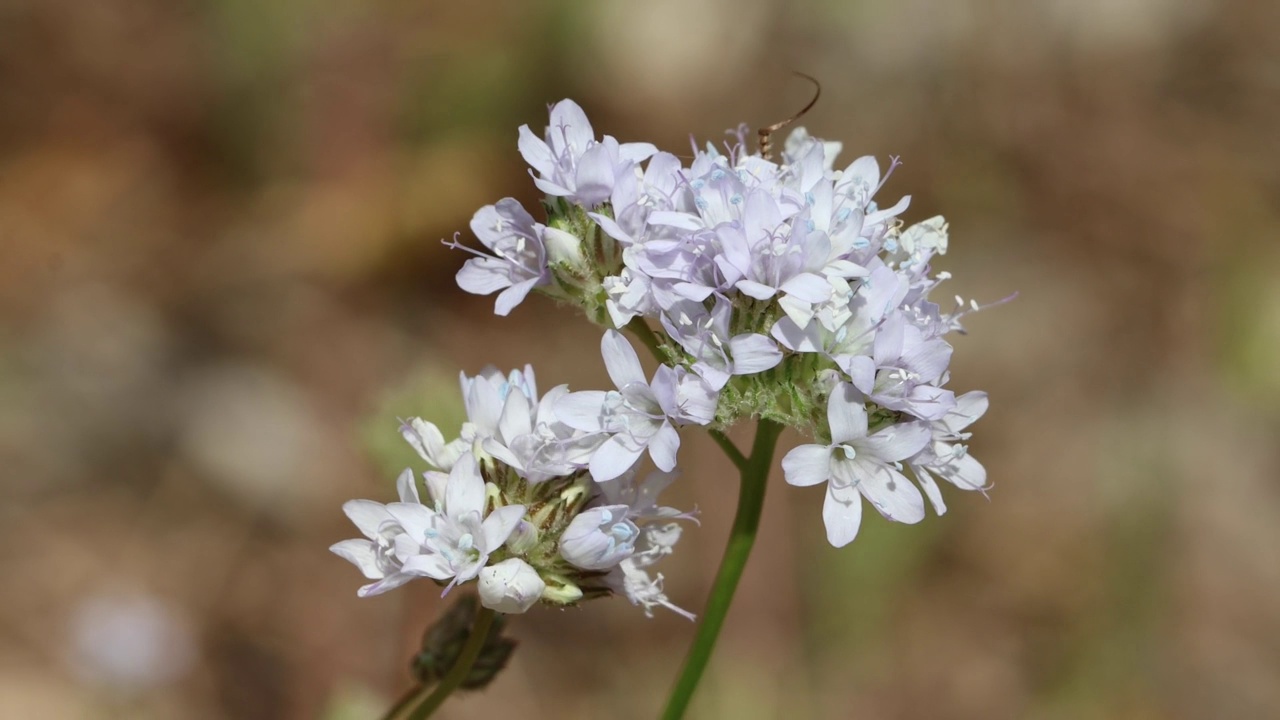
[478,559,546,614]
[504,519,539,555]
[540,575,583,605]
[558,505,639,571]
[543,227,587,272]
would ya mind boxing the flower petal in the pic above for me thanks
[549,99,594,155]
[860,421,931,462]
[727,333,783,375]
[553,390,610,431]
[618,141,658,163]
[384,502,435,541]
[600,330,646,390]
[590,433,645,482]
[647,422,680,472]
[494,277,540,316]
[401,418,441,465]
[573,143,615,207]
[342,499,389,539]
[481,504,527,552]
[826,384,868,443]
[945,391,989,433]
[357,573,415,597]
[445,455,486,518]
[823,482,863,547]
[942,452,987,491]
[456,258,513,295]
[910,464,948,516]
[402,554,455,581]
[856,463,925,524]
[423,470,449,508]
[330,539,382,579]
[517,125,555,177]
[395,468,420,504]
[782,444,832,487]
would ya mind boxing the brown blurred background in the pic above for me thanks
[2,0,1278,718]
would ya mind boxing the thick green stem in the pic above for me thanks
[661,418,785,720]
[395,607,497,720]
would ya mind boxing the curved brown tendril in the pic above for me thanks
[758,72,821,161]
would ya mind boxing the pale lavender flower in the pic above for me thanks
[602,266,657,327]
[660,296,782,390]
[453,199,551,316]
[591,151,690,246]
[712,191,834,318]
[832,155,912,257]
[909,390,989,515]
[781,383,931,547]
[771,265,906,377]
[518,99,656,208]
[846,313,956,421]
[555,330,718,481]
[625,236,723,312]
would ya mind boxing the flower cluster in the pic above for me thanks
[333,99,997,617]
[332,367,696,617]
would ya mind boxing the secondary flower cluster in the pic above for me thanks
[332,99,995,616]
[332,366,696,618]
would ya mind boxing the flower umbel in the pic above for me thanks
[337,96,1004,719]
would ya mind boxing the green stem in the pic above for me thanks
[397,607,497,720]
[379,683,424,720]
[624,317,664,360]
[707,429,747,471]
[661,418,785,720]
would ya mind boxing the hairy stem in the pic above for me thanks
[394,607,497,720]
[660,418,784,719]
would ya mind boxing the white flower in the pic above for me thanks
[909,390,989,515]
[556,330,718,482]
[478,558,546,614]
[558,504,639,570]
[609,522,694,620]
[781,383,931,547]
[598,468,696,523]
[330,456,526,597]
[400,417,467,471]
[329,468,427,597]
[406,365,600,483]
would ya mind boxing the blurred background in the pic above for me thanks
[2,0,1277,718]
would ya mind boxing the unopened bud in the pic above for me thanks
[558,505,638,571]
[478,559,545,614]
[543,227,587,272]
[540,575,584,605]
[504,519,539,555]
